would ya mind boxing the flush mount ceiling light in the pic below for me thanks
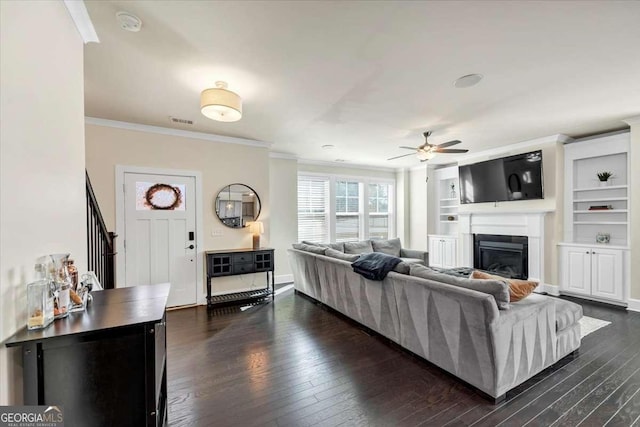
[454,74,483,88]
[116,11,142,32]
[200,81,242,122]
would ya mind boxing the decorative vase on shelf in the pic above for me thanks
[597,171,613,187]
[50,253,71,319]
[450,183,456,199]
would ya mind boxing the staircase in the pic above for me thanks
[86,171,116,289]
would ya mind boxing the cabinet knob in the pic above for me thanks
[592,251,596,254]
[586,251,589,254]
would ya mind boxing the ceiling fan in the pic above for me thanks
[388,131,469,162]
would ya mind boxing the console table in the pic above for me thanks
[205,247,275,307]
[5,283,170,427]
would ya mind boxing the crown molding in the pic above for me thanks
[456,134,572,164]
[63,1,99,44]
[622,115,640,126]
[85,117,272,148]
[297,158,397,173]
[269,152,298,160]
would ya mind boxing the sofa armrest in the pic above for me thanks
[400,248,428,265]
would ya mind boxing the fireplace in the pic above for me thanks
[474,234,528,279]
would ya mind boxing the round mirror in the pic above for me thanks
[214,183,261,228]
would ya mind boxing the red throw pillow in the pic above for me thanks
[470,270,538,302]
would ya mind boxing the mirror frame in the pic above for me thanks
[214,183,262,228]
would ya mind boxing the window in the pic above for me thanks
[297,174,394,243]
[335,181,361,242]
[368,183,390,239]
[297,176,330,242]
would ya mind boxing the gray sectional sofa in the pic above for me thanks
[288,240,582,402]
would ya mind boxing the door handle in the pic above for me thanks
[185,244,195,250]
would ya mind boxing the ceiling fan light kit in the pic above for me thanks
[200,81,243,122]
[387,130,469,162]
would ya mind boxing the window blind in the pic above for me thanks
[297,176,330,242]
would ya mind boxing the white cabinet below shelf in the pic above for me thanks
[559,244,625,303]
[428,235,458,269]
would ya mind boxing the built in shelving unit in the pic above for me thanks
[429,165,460,268]
[559,131,631,305]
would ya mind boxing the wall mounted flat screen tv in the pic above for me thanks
[459,150,544,204]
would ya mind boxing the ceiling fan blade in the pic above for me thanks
[436,140,462,149]
[387,152,417,161]
[435,148,469,154]
[398,146,419,151]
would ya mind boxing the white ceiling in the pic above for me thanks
[84,1,640,168]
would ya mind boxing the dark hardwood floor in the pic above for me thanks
[166,287,640,426]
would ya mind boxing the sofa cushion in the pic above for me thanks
[410,264,510,310]
[325,248,360,262]
[302,240,345,252]
[371,238,402,257]
[344,240,374,254]
[292,243,327,255]
[470,270,538,302]
[399,257,425,265]
[554,299,583,332]
[393,262,410,274]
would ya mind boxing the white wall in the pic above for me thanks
[625,118,640,300]
[85,123,271,297]
[269,157,298,280]
[408,167,428,250]
[0,1,87,404]
[395,169,410,246]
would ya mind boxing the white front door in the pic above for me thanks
[123,172,197,307]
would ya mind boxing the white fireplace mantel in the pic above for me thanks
[458,210,554,290]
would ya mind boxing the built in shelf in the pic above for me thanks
[573,221,628,225]
[573,197,629,203]
[573,185,628,192]
[440,198,458,202]
[440,205,459,210]
[440,220,459,223]
[573,209,628,214]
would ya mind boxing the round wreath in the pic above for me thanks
[145,183,182,210]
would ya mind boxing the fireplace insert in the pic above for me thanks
[473,234,528,279]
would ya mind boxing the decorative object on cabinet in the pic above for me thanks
[6,284,169,427]
[249,221,264,249]
[215,183,261,229]
[597,171,613,186]
[26,279,54,330]
[205,248,274,307]
[450,182,457,199]
[49,253,71,319]
[559,131,630,305]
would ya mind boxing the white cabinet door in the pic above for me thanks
[561,246,591,296]
[591,248,623,301]
[428,236,443,268]
[442,238,457,269]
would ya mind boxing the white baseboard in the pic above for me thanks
[542,283,560,296]
[275,274,294,285]
[627,298,640,312]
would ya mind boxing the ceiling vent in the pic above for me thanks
[169,117,193,125]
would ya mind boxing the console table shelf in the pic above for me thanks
[205,247,275,308]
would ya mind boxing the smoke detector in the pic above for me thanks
[116,11,142,32]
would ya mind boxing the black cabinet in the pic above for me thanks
[205,248,275,307]
[5,284,170,427]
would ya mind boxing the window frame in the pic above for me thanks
[297,172,395,243]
